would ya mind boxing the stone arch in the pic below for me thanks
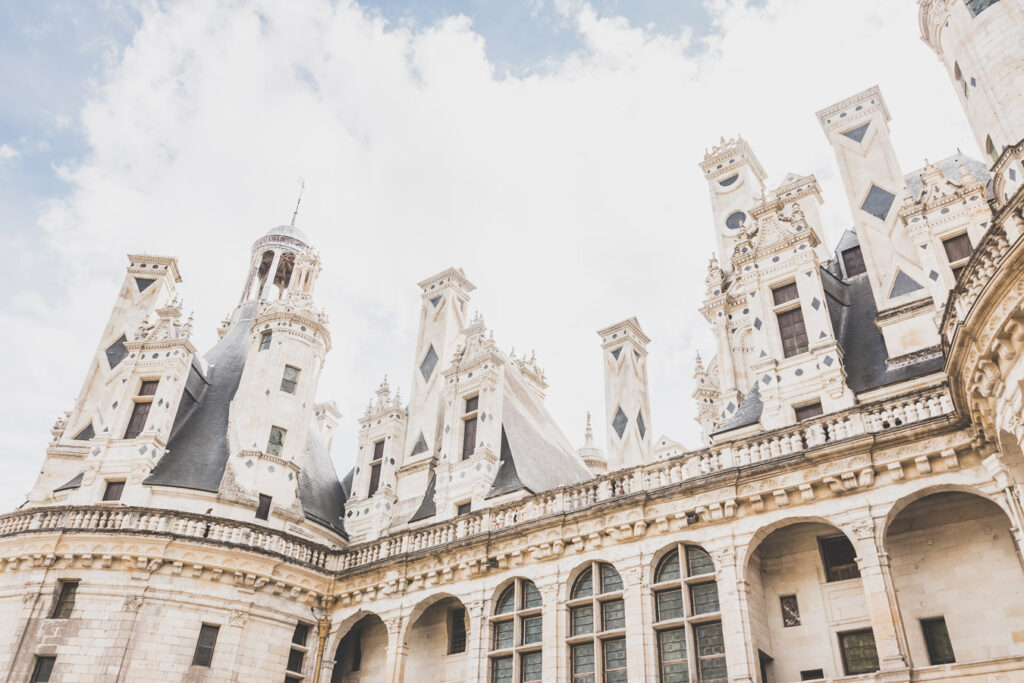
[328,609,387,683]
[738,513,840,577]
[884,487,1024,666]
[254,249,275,298]
[402,591,470,683]
[398,590,464,645]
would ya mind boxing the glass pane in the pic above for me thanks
[656,550,681,582]
[521,651,543,682]
[571,605,594,636]
[922,618,955,665]
[292,622,309,646]
[698,654,728,683]
[571,642,595,682]
[495,587,515,615]
[695,622,725,657]
[690,583,720,615]
[601,599,625,631]
[287,648,305,673]
[493,620,514,650]
[686,546,715,576]
[522,581,542,609]
[603,638,627,682]
[839,630,879,675]
[658,628,688,683]
[601,564,623,593]
[522,615,542,644]
[656,588,684,622]
[780,595,800,627]
[491,656,513,683]
[572,567,593,599]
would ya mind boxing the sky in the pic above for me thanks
[0,0,977,511]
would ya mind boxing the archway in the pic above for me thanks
[403,593,469,683]
[885,489,1024,666]
[745,518,877,682]
[330,612,387,683]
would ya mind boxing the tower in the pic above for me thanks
[597,317,653,470]
[920,0,1024,163]
[699,136,768,269]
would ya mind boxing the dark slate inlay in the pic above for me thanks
[105,335,129,369]
[420,345,439,381]
[726,211,746,230]
[72,423,95,441]
[840,122,870,143]
[612,407,628,439]
[410,432,429,456]
[429,295,442,308]
[135,277,156,292]
[928,270,939,281]
[726,402,736,412]
[823,355,834,366]
[753,318,763,330]
[795,368,803,376]
[819,331,827,338]
[861,184,896,220]
[636,411,646,439]
[811,297,821,310]
[890,269,924,297]
[762,374,772,385]
[611,347,622,360]
[759,350,767,358]
[719,174,739,187]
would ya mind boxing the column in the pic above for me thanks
[540,583,561,682]
[621,564,650,682]
[463,599,488,683]
[709,545,755,683]
[260,249,282,300]
[383,615,408,683]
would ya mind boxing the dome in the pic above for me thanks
[262,223,310,245]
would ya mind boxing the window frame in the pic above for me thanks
[124,378,160,439]
[841,245,866,277]
[921,616,955,665]
[102,480,126,502]
[192,623,220,668]
[50,580,79,619]
[280,365,301,394]
[367,439,384,497]
[489,578,543,682]
[771,282,809,359]
[267,426,286,457]
[462,395,479,461]
[287,621,311,676]
[651,544,725,682]
[259,330,272,351]
[837,628,879,676]
[448,606,468,655]
[794,402,823,422]
[255,493,272,521]
[941,232,974,282]
[818,535,861,583]
[30,655,56,683]
[565,561,627,682]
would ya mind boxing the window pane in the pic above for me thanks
[281,366,300,394]
[372,440,385,461]
[772,282,799,305]
[103,481,125,501]
[449,608,467,654]
[794,402,823,422]
[777,308,809,358]
[839,629,879,675]
[690,583,720,615]
[686,546,715,576]
[491,656,513,683]
[462,417,478,459]
[696,622,727,683]
[465,396,479,413]
[368,462,382,497]
[495,587,515,615]
[192,624,220,667]
[780,595,801,627]
[51,581,78,619]
[571,642,595,682]
[820,536,860,582]
[521,581,542,609]
[493,620,514,650]
[942,233,973,263]
[259,331,272,350]
[656,550,681,582]
[572,568,594,599]
[287,648,305,673]
[138,380,159,396]
[842,246,866,277]
[267,427,286,456]
[600,564,623,593]
[603,637,627,682]
[31,656,55,683]
[521,651,543,682]
[658,628,688,683]
[123,401,151,439]
[256,494,272,520]
[292,622,310,646]
[521,615,542,644]
[922,617,955,665]
[656,588,684,622]
[571,605,594,636]
[601,599,625,631]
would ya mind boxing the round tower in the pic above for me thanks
[920,0,1024,163]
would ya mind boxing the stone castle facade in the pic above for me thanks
[5,1,1024,681]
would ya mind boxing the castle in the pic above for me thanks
[4,1,1024,681]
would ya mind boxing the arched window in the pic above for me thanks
[490,578,543,683]
[567,562,627,682]
[652,545,726,683]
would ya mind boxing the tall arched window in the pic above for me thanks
[567,562,627,682]
[652,545,727,683]
[490,578,543,683]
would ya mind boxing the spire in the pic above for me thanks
[694,351,705,378]
[291,179,305,227]
[584,411,595,447]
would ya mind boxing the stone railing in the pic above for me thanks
[0,506,334,570]
[337,384,956,571]
[944,225,1013,334]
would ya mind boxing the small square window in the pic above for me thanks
[267,426,286,456]
[795,402,823,422]
[192,623,220,667]
[772,282,800,306]
[842,246,867,277]
[800,669,824,681]
[103,480,125,502]
[780,594,800,627]
[30,656,56,683]
[457,502,472,516]
[138,380,159,396]
[255,494,272,521]
[521,615,542,644]
[838,629,879,675]
[922,617,955,664]
[465,396,479,413]
[259,331,272,351]
[601,598,625,631]
[820,536,860,582]
[280,365,301,394]
[51,580,78,619]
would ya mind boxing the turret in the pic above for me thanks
[577,412,607,475]
[597,317,653,470]
[692,352,719,443]
[699,136,768,269]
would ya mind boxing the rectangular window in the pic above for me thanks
[842,246,867,277]
[280,365,301,394]
[839,629,879,675]
[795,402,823,422]
[102,480,125,502]
[922,617,955,664]
[192,623,220,667]
[491,655,513,683]
[138,380,159,396]
[260,331,272,351]
[457,502,472,517]
[255,493,272,520]
[780,594,801,627]
[601,599,625,631]
[800,670,825,681]
[123,400,152,439]
[267,426,286,456]
[655,588,684,622]
[689,582,720,615]
[571,642,595,682]
[657,627,688,683]
[287,647,305,673]
[520,651,543,682]
[462,396,479,460]
[820,535,861,582]
[521,615,542,644]
[603,637,627,683]
[777,307,809,358]
[449,607,467,654]
[30,656,55,683]
[695,622,727,682]
[772,282,800,306]
[493,620,514,650]
[51,580,78,619]
[943,233,973,263]
[368,440,384,497]
[571,605,594,635]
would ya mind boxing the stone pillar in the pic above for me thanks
[260,249,282,300]
[539,583,561,681]
[622,564,649,681]
[384,615,408,683]
[463,599,488,683]
[710,545,755,683]
[846,518,911,678]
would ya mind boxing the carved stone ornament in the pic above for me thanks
[123,595,143,612]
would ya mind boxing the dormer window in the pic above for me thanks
[124,380,159,439]
[259,331,272,351]
[772,283,808,358]
[368,440,384,496]
[841,246,866,277]
[462,396,479,460]
[942,233,974,281]
[795,402,823,422]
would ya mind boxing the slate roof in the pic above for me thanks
[54,471,84,492]
[904,153,991,200]
[711,383,763,435]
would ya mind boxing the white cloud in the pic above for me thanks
[0,144,19,163]
[0,0,976,509]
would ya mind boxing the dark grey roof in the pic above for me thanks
[264,224,310,244]
[712,383,763,435]
[299,424,348,538]
[145,302,258,491]
[486,427,526,498]
[904,153,991,200]
[54,471,84,492]
[408,469,438,522]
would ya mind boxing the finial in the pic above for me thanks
[291,179,305,227]
[584,411,594,446]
